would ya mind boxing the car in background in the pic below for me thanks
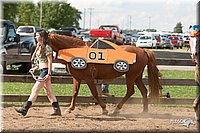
[168,36,182,49]
[16,26,42,36]
[80,31,91,42]
[90,25,124,45]
[183,35,190,44]
[124,36,136,46]
[1,20,36,73]
[52,62,69,75]
[154,34,162,48]
[59,27,81,38]
[160,37,173,49]
[177,35,184,49]
[136,35,157,48]
[49,29,72,36]
[183,35,190,48]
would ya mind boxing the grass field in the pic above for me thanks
[1,70,198,98]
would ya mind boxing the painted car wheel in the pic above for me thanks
[71,57,87,69]
[113,60,129,72]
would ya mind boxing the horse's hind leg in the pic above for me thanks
[135,73,148,112]
[86,80,108,115]
[113,74,135,114]
[68,78,81,113]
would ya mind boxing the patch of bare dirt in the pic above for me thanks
[1,104,199,133]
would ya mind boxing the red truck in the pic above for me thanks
[89,25,124,45]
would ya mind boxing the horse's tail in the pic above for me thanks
[145,49,161,103]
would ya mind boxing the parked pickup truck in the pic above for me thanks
[0,20,36,73]
[90,25,124,45]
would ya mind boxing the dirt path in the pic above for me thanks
[1,104,199,133]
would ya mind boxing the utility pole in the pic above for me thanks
[148,16,151,29]
[39,0,42,28]
[83,8,86,29]
[88,8,94,29]
[129,15,132,30]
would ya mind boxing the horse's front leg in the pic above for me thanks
[86,80,108,115]
[67,78,81,113]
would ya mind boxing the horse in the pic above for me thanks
[48,33,161,115]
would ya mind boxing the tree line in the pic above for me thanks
[3,1,82,29]
[3,1,184,33]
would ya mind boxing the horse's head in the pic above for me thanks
[48,33,86,53]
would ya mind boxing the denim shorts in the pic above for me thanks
[39,68,48,79]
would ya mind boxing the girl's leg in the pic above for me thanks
[15,81,44,116]
[43,80,57,103]
[44,80,61,116]
[28,81,45,102]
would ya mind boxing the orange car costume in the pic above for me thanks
[58,39,136,72]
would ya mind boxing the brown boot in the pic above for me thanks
[50,102,61,116]
[15,101,32,116]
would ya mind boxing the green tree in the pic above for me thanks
[35,2,81,29]
[173,22,183,33]
[3,3,19,23]
[3,1,82,29]
[144,28,157,32]
[16,2,36,27]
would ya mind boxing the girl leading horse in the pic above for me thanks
[48,33,161,114]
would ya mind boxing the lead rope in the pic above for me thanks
[29,70,44,82]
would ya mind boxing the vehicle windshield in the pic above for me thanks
[17,27,34,33]
[60,27,76,32]
[140,36,151,40]
[154,36,161,40]
[0,26,7,40]
[169,37,178,40]
[100,26,117,31]
[84,33,90,38]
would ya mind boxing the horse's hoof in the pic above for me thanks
[102,109,108,115]
[65,109,71,113]
[112,109,120,115]
[142,109,148,113]
[66,108,73,113]
[141,111,148,114]
[192,102,198,112]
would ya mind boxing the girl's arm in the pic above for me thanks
[47,53,52,75]
[29,65,39,73]
[31,44,40,61]
[44,53,52,81]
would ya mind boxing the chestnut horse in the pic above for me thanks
[48,33,161,114]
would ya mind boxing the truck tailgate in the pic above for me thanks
[90,30,111,37]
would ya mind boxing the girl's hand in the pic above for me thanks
[29,67,37,73]
[44,74,51,81]
[29,68,35,73]
[31,56,35,62]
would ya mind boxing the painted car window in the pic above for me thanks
[91,40,115,49]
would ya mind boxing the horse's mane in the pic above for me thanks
[48,33,86,52]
